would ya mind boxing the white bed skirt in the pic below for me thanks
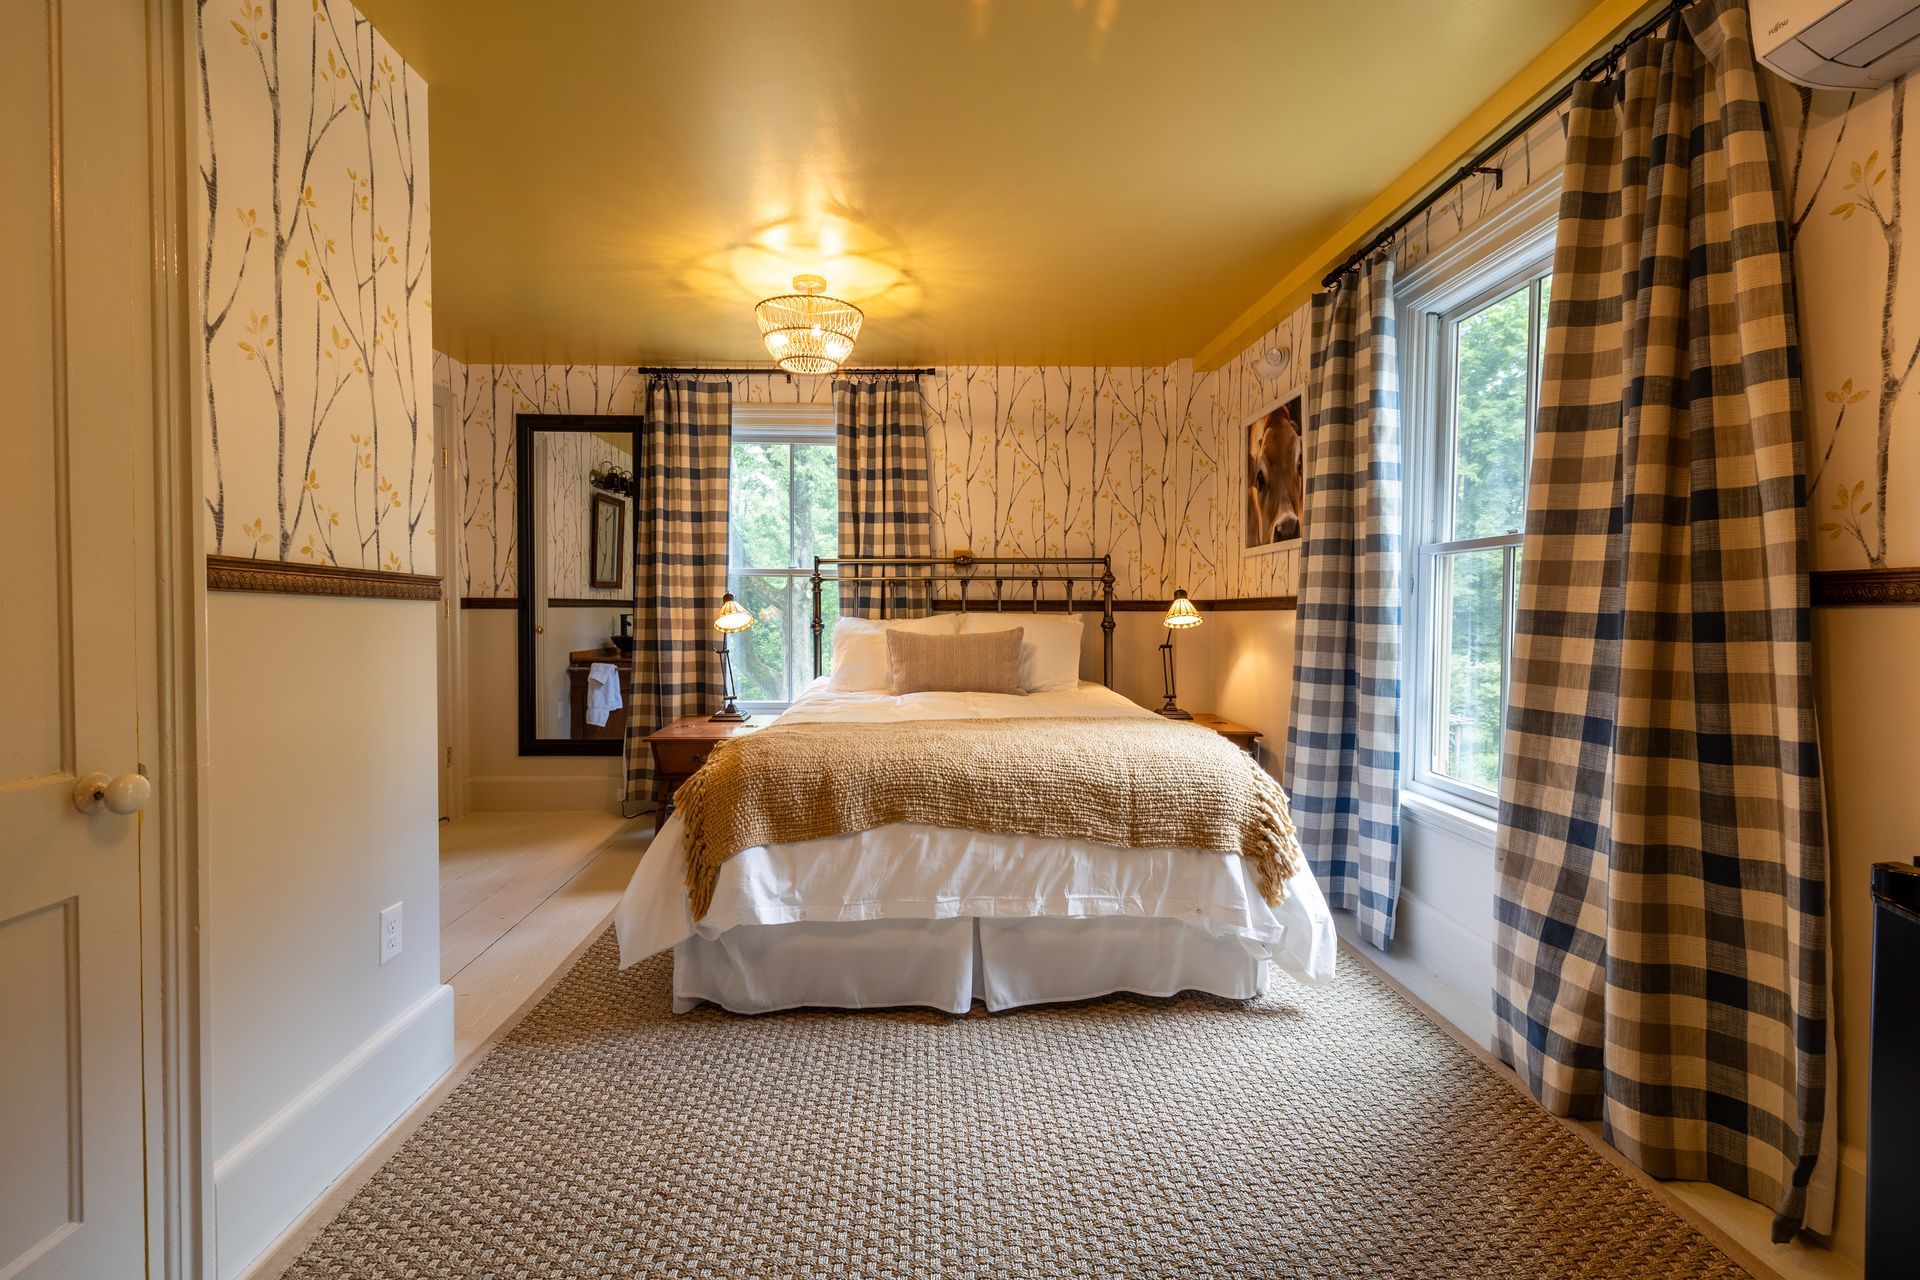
[670,915,1269,1015]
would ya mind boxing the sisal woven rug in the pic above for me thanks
[284,932,1750,1279]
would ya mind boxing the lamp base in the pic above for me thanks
[709,705,746,723]
[1156,704,1194,720]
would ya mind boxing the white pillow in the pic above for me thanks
[958,612,1085,692]
[827,613,962,691]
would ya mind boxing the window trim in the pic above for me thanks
[728,405,837,713]
[1397,176,1559,822]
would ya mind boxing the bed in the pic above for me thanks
[613,554,1336,1014]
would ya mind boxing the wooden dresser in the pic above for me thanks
[566,647,632,741]
[644,714,771,816]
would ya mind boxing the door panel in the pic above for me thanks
[0,0,159,1276]
[0,0,65,785]
[0,903,79,1269]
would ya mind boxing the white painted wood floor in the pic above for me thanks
[440,810,652,1062]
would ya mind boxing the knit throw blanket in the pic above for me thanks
[674,716,1306,921]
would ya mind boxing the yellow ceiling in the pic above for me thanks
[355,0,1601,368]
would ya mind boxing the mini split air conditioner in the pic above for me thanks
[1755,0,1920,87]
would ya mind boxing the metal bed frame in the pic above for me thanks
[810,554,1119,687]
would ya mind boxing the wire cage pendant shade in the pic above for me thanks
[755,274,864,375]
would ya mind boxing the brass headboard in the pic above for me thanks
[810,554,1119,687]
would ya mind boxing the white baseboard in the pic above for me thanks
[1339,891,1495,1048]
[214,983,455,1280]
[469,772,622,813]
[1832,1141,1867,1266]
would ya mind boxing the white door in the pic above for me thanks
[0,0,160,1276]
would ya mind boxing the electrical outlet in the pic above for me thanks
[379,902,403,965]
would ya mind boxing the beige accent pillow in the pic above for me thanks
[886,628,1026,696]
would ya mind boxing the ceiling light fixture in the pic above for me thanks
[755,274,863,375]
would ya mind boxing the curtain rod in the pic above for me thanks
[633,366,935,378]
[1322,0,1693,290]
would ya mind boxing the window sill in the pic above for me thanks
[1400,789,1498,848]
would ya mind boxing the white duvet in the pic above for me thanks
[613,680,1337,985]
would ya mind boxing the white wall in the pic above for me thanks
[1201,610,1293,773]
[1365,803,1499,1045]
[205,593,452,1279]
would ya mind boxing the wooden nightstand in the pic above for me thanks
[1189,713,1261,755]
[644,714,770,817]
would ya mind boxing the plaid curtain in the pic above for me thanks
[622,378,732,808]
[1492,0,1830,1239]
[1284,254,1404,950]
[835,378,932,618]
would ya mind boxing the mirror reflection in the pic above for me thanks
[521,420,637,752]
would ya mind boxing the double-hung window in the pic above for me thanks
[1401,186,1556,816]
[726,404,839,710]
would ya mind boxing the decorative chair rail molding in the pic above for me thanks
[457,593,1300,612]
[923,595,1301,613]
[1810,567,1920,606]
[1191,595,1299,612]
[206,555,443,601]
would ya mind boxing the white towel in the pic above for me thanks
[585,661,624,727]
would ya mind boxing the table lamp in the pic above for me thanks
[1158,588,1202,719]
[711,593,754,721]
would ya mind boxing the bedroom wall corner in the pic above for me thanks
[194,2,449,1277]
[1198,609,1294,775]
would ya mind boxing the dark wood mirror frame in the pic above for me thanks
[589,492,626,590]
[516,413,642,757]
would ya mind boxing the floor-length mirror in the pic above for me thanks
[516,414,641,754]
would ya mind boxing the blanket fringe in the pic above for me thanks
[1244,759,1306,907]
[678,767,721,921]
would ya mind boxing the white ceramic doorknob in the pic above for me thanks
[73,771,151,816]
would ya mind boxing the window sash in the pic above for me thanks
[1417,538,1520,807]
[1406,261,1552,815]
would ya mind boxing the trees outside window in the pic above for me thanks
[1414,268,1550,806]
[728,432,838,706]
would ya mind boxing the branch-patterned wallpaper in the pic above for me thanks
[196,0,435,574]
[435,316,1309,605]
[1775,75,1920,572]
[1394,76,1919,575]
[430,66,1920,596]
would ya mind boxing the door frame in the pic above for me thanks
[433,384,469,821]
[137,0,213,1274]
